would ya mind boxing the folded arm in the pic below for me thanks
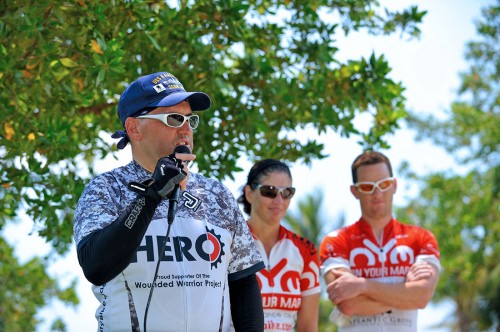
[325,268,390,316]
[364,262,440,309]
[327,262,439,314]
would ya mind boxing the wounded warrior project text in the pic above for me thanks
[135,273,222,289]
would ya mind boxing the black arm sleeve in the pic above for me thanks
[229,273,264,332]
[76,195,159,285]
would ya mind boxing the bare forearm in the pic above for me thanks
[338,295,392,316]
[296,293,320,332]
[363,277,437,309]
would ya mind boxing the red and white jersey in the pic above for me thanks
[319,218,440,332]
[252,225,321,332]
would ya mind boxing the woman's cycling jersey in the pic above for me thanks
[251,225,321,332]
[319,218,440,332]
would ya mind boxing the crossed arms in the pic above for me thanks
[324,262,440,316]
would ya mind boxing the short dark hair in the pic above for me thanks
[238,159,292,215]
[351,151,393,183]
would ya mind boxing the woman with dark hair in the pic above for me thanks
[238,159,321,332]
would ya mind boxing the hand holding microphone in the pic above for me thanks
[162,145,192,224]
[151,145,190,199]
[128,145,192,203]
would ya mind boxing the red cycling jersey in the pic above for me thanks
[252,225,321,332]
[320,218,440,332]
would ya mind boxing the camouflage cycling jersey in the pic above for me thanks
[74,160,263,332]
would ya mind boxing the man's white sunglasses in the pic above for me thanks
[353,177,394,194]
[136,113,199,129]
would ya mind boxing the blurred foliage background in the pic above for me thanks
[0,0,498,330]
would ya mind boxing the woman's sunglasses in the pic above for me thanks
[136,113,199,129]
[353,177,394,194]
[254,184,296,199]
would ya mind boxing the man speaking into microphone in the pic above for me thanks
[74,71,265,332]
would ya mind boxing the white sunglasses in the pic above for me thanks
[136,113,199,129]
[353,177,394,194]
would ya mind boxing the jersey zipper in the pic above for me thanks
[379,232,385,278]
[379,232,387,332]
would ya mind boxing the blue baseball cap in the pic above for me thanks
[112,72,211,149]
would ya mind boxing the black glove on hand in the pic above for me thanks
[151,156,187,199]
[128,156,187,203]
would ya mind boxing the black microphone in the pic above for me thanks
[167,145,191,224]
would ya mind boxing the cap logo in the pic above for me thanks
[153,83,167,93]
[152,73,185,94]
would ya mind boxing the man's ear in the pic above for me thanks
[393,178,398,194]
[350,185,360,200]
[124,117,141,141]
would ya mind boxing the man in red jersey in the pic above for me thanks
[319,151,440,332]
